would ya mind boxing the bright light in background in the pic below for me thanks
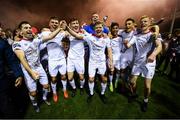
[0,0,178,31]
[94,0,176,26]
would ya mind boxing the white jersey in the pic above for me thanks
[83,34,111,62]
[45,31,66,61]
[38,32,48,63]
[110,36,123,61]
[39,31,49,50]
[12,37,42,69]
[119,30,135,54]
[129,32,161,65]
[68,35,85,59]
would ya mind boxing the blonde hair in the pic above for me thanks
[140,15,150,20]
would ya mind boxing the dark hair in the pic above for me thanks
[49,16,59,21]
[125,18,135,23]
[18,21,30,29]
[69,18,78,23]
[110,22,119,30]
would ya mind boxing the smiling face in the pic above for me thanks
[111,25,119,37]
[94,23,103,37]
[20,23,33,40]
[91,13,100,24]
[49,19,59,31]
[140,16,151,32]
[70,20,80,33]
[125,20,134,32]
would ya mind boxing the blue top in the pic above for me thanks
[83,24,109,34]
[0,38,23,92]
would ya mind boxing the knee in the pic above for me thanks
[29,91,37,97]
[89,77,94,83]
[145,84,151,90]
[43,84,49,89]
[51,77,57,83]
[130,79,136,86]
[101,76,107,83]
[61,75,66,80]
[79,74,84,80]
[68,76,73,81]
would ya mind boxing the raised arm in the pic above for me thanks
[66,26,84,40]
[41,27,62,42]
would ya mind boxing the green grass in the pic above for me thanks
[24,73,180,119]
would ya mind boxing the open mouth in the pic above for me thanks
[74,26,79,30]
[27,31,32,35]
[73,27,79,32]
[96,30,102,33]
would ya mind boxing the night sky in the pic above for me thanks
[0,0,179,32]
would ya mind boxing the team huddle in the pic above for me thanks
[12,13,162,113]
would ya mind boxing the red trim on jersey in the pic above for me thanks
[92,33,104,38]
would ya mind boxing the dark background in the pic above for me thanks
[0,0,180,32]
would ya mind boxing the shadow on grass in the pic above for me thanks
[151,91,180,118]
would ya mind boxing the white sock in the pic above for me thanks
[144,98,148,103]
[109,75,113,84]
[80,79,85,88]
[51,82,57,94]
[61,80,67,91]
[43,88,48,100]
[101,82,107,95]
[88,82,94,95]
[29,95,37,106]
[69,79,76,89]
[115,73,120,83]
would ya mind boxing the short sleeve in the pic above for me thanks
[12,42,22,51]
[34,37,43,46]
[106,38,111,48]
[83,33,92,44]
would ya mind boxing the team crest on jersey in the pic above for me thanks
[24,43,28,46]
[13,43,21,48]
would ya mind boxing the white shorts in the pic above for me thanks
[131,61,156,79]
[120,53,133,69]
[48,58,66,76]
[21,64,48,92]
[89,60,106,78]
[67,57,84,74]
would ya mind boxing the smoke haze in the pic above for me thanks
[0,0,179,31]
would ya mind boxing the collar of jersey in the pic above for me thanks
[92,33,104,38]
[22,38,32,41]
